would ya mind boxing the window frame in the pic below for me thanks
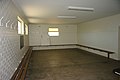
[48,27,59,37]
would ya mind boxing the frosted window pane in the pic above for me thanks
[18,21,22,34]
[48,32,59,36]
[49,28,58,31]
[25,24,28,35]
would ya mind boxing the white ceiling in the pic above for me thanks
[12,0,120,24]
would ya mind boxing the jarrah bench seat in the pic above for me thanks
[77,44,114,59]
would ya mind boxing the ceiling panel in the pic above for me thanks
[12,0,120,24]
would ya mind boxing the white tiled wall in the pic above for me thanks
[29,24,77,46]
[0,0,29,80]
[78,14,120,60]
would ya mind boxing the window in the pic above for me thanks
[17,16,25,49]
[25,24,28,35]
[48,28,59,36]
[17,16,24,35]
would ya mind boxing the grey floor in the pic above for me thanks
[25,49,120,80]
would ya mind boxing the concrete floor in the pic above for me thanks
[25,49,120,80]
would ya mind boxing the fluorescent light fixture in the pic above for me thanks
[57,16,76,19]
[68,6,94,11]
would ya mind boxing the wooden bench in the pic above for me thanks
[10,47,32,80]
[31,44,114,59]
[77,44,114,59]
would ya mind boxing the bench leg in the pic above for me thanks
[108,53,110,59]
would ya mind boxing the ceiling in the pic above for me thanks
[12,0,120,24]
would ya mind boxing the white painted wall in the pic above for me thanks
[0,0,29,80]
[78,14,120,60]
[29,24,77,46]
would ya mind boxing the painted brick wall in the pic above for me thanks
[0,0,29,80]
